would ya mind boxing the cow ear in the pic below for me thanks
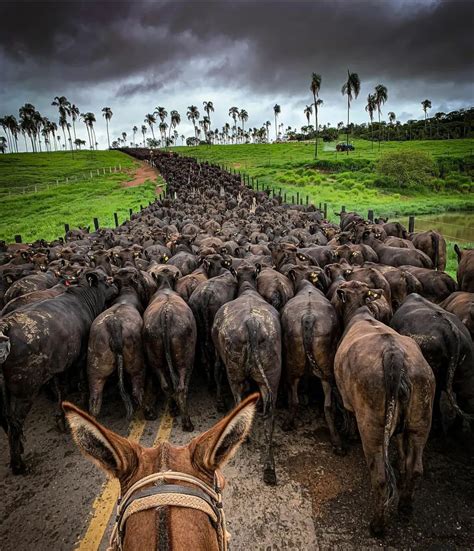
[63,401,137,478]
[86,272,99,287]
[229,266,237,278]
[255,263,262,276]
[191,393,258,472]
[288,269,297,282]
[336,288,347,303]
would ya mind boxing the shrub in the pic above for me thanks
[376,151,437,189]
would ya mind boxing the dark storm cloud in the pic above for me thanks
[0,0,472,99]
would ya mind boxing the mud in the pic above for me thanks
[0,379,473,550]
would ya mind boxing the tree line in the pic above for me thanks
[1,75,473,155]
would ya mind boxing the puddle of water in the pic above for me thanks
[396,211,474,243]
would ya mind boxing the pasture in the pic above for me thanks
[0,151,159,243]
[176,138,474,218]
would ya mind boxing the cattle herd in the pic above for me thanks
[0,149,473,538]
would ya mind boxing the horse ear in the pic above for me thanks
[62,401,137,478]
[191,393,258,471]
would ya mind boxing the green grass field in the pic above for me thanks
[0,151,158,242]
[175,138,474,219]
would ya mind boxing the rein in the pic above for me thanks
[108,470,229,551]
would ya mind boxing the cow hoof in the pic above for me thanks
[369,519,385,538]
[144,407,158,421]
[263,468,277,486]
[182,419,194,432]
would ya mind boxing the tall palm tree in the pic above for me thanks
[81,112,97,149]
[374,84,388,151]
[365,93,377,149]
[203,101,214,131]
[141,124,147,146]
[70,104,80,143]
[341,70,361,154]
[421,99,432,133]
[169,110,181,141]
[388,111,396,140]
[310,73,322,158]
[304,104,313,128]
[154,106,168,125]
[132,125,138,146]
[187,106,200,138]
[273,104,281,141]
[0,136,7,154]
[265,120,271,142]
[102,107,113,148]
[0,117,13,152]
[122,132,127,145]
[144,113,156,139]
[228,106,239,138]
[239,109,249,141]
[52,96,73,152]
[159,121,168,145]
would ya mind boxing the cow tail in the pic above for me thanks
[444,317,474,423]
[270,290,282,311]
[381,344,407,508]
[0,320,12,433]
[301,314,324,379]
[431,232,440,271]
[107,317,133,419]
[246,317,272,414]
[162,306,178,391]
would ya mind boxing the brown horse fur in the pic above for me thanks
[63,393,259,551]
[333,281,435,537]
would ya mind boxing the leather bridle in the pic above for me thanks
[107,470,229,551]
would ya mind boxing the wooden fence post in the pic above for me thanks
[341,205,346,212]
[15,234,22,243]
[114,213,119,227]
[324,203,328,219]
[129,208,133,217]
[93,217,99,231]
[296,192,299,204]
[368,209,374,222]
[409,216,415,233]
[64,223,70,234]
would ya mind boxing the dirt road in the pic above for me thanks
[1,380,473,550]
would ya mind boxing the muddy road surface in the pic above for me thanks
[1,379,473,550]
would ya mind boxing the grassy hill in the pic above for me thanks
[175,138,474,220]
[0,150,157,242]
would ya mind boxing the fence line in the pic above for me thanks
[0,164,125,197]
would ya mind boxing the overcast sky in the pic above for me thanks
[1,0,473,148]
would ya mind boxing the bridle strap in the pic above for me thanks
[108,470,228,551]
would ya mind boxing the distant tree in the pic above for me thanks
[159,121,168,145]
[0,136,7,153]
[228,106,239,138]
[52,96,73,152]
[169,110,181,141]
[203,101,215,132]
[365,93,377,148]
[144,113,156,139]
[374,84,388,151]
[154,106,168,124]
[141,124,147,146]
[265,120,271,142]
[239,109,249,141]
[102,107,113,148]
[421,99,432,128]
[122,132,127,145]
[180,134,185,145]
[273,104,281,141]
[111,140,119,148]
[132,125,138,146]
[304,104,313,128]
[70,104,80,143]
[341,70,361,154]
[187,105,200,138]
[310,73,322,157]
[81,112,97,149]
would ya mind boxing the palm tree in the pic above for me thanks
[0,136,7,153]
[70,104,80,143]
[265,120,271,142]
[374,84,388,151]
[180,134,185,145]
[122,132,127,145]
[365,93,377,149]
[102,107,113,148]
[154,106,168,124]
[159,121,168,145]
[341,70,361,154]
[52,96,73,152]
[388,111,396,140]
[273,104,281,141]
[169,110,181,141]
[228,106,239,138]
[304,104,313,129]
[310,73,322,158]
[81,112,97,149]
[187,106,200,138]
[144,113,156,139]
[239,109,249,141]
[421,99,432,133]
[132,125,138,146]
[203,101,214,131]
[141,124,147,146]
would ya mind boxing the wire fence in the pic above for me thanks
[0,164,126,197]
